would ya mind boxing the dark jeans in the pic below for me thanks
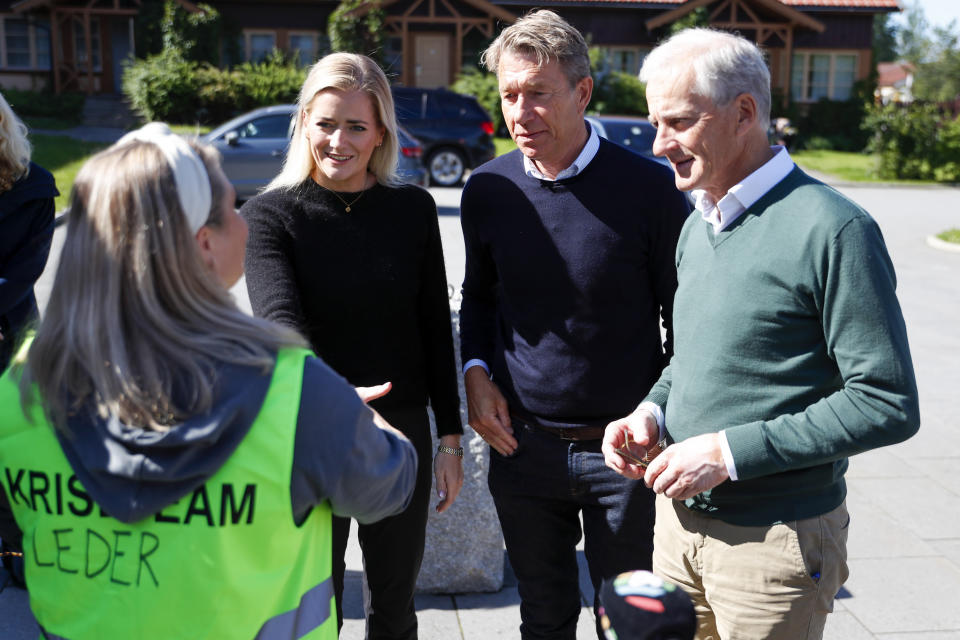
[489,419,656,640]
[331,406,433,640]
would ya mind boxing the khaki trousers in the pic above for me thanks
[652,495,849,640]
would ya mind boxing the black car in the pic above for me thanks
[392,87,496,186]
[201,105,427,201]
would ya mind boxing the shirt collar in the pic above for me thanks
[694,145,795,234]
[523,120,600,181]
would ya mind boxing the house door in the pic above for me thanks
[414,34,450,87]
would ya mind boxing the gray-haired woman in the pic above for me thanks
[0,123,416,640]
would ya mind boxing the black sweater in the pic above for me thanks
[240,180,462,437]
[459,140,689,428]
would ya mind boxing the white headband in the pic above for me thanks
[116,122,212,234]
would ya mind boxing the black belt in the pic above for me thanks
[514,417,606,441]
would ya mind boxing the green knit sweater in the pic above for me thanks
[645,167,920,526]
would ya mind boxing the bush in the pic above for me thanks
[0,87,85,122]
[123,48,199,122]
[451,68,503,134]
[123,49,305,124]
[795,99,870,152]
[590,70,647,116]
[864,102,960,182]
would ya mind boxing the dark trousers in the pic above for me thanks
[489,420,656,640]
[331,406,433,640]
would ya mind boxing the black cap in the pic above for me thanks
[598,570,696,640]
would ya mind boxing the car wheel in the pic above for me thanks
[428,148,466,186]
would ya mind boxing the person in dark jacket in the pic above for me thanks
[0,90,57,373]
[241,52,464,640]
[0,123,417,639]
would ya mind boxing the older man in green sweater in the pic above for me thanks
[602,29,920,640]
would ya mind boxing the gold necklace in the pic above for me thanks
[326,187,366,212]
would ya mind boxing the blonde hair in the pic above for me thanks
[22,138,306,432]
[266,52,399,192]
[482,10,590,87]
[0,90,31,193]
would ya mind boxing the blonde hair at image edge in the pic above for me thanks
[20,140,305,432]
[0,90,32,192]
[266,52,401,192]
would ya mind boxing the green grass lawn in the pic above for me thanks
[169,123,212,136]
[494,137,516,157]
[30,134,108,212]
[790,150,880,182]
[937,228,960,244]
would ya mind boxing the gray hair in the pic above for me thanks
[267,52,399,192]
[22,139,305,432]
[640,28,771,129]
[0,90,31,193]
[482,10,590,87]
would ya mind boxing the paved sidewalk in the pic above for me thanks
[3,183,959,639]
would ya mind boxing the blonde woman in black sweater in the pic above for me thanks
[240,53,463,640]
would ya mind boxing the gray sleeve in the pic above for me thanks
[290,356,418,526]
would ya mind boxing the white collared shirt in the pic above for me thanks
[645,145,797,481]
[522,120,600,181]
[694,146,795,234]
[462,121,601,378]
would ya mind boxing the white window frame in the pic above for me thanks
[243,29,277,63]
[0,15,52,71]
[288,30,319,66]
[791,50,859,103]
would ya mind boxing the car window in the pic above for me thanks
[393,90,425,120]
[422,92,446,119]
[601,121,657,154]
[436,92,468,118]
[236,115,292,140]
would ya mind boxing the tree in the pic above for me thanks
[873,13,898,63]
[897,0,932,63]
[913,23,960,102]
[328,0,386,67]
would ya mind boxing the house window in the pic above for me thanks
[791,52,858,102]
[289,32,318,67]
[5,19,30,68]
[599,47,649,76]
[244,30,276,63]
[0,16,52,70]
[74,18,102,72]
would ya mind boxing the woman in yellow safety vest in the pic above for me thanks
[0,123,417,640]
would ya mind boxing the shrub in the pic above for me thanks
[590,70,647,116]
[451,67,503,134]
[0,87,85,122]
[123,48,199,122]
[328,0,385,68]
[795,99,870,152]
[864,103,960,182]
[123,49,305,124]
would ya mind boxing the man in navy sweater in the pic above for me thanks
[459,10,689,639]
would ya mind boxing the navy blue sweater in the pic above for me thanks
[459,139,689,428]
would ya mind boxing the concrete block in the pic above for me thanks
[416,311,504,594]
